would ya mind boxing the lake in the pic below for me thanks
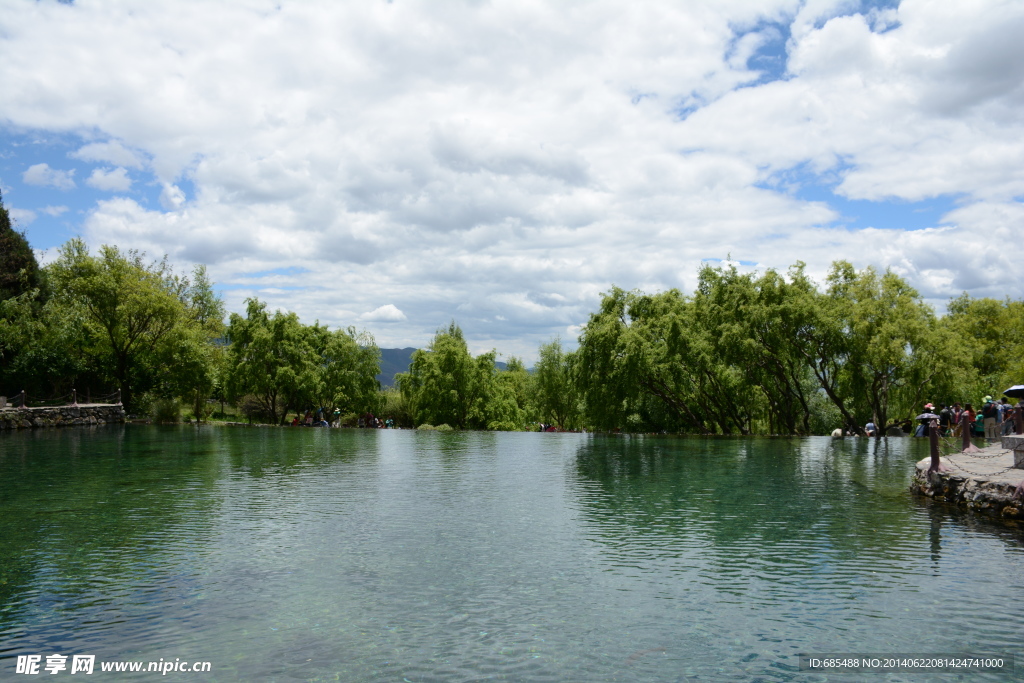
[1,427,1022,681]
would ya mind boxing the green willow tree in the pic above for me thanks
[165,329,226,421]
[532,338,581,429]
[693,264,818,434]
[940,293,1024,399]
[825,261,960,433]
[45,239,224,412]
[225,298,316,424]
[483,356,532,431]
[397,322,500,429]
[304,324,382,418]
[576,286,746,434]
[1,277,95,399]
[573,260,975,435]
[786,262,862,433]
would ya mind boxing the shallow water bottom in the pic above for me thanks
[1,427,1022,681]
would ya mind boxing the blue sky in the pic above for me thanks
[2,129,164,248]
[2,0,1022,360]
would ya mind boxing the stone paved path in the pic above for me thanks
[916,441,1023,486]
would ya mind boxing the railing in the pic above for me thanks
[1,389,122,409]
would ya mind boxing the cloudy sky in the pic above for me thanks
[1,0,1022,361]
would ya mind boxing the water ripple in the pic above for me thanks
[2,429,1023,680]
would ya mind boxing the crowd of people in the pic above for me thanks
[357,413,394,429]
[913,396,1023,439]
[287,409,395,428]
[832,394,1023,438]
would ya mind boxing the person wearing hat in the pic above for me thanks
[913,404,933,437]
[981,397,999,439]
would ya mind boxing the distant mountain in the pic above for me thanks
[377,347,418,387]
[375,348,509,387]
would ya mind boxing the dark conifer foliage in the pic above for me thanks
[0,191,42,301]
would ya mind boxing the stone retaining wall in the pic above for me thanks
[911,468,1023,520]
[911,436,1024,520]
[0,404,126,430]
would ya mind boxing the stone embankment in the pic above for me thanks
[0,404,126,430]
[912,435,1024,520]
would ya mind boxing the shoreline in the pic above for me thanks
[0,404,126,430]
[912,436,1024,521]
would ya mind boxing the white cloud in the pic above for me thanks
[359,304,408,323]
[85,167,132,192]
[159,183,186,210]
[679,1,1024,204]
[8,207,36,225]
[71,141,144,169]
[41,205,69,217]
[22,163,75,190]
[2,0,1022,360]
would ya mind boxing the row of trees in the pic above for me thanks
[395,262,1022,435]
[571,262,1022,435]
[1,194,382,422]
[224,299,380,424]
[1,237,224,414]
[2,193,1020,434]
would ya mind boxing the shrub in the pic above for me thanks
[237,394,266,424]
[417,423,436,430]
[487,419,530,431]
[380,387,414,428]
[152,397,182,424]
[133,391,154,419]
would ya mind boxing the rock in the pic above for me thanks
[0,405,126,430]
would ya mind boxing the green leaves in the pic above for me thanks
[0,191,42,302]
[397,322,529,430]
[574,261,982,434]
[309,326,381,416]
[225,300,381,424]
[40,239,225,412]
[532,338,580,429]
[226,299,312,423]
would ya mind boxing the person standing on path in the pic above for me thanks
[999,398,1013,436]
[981,397,999,439]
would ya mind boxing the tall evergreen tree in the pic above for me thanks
[0,191,42,301]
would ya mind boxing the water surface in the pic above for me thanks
[1,427,1022,681]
